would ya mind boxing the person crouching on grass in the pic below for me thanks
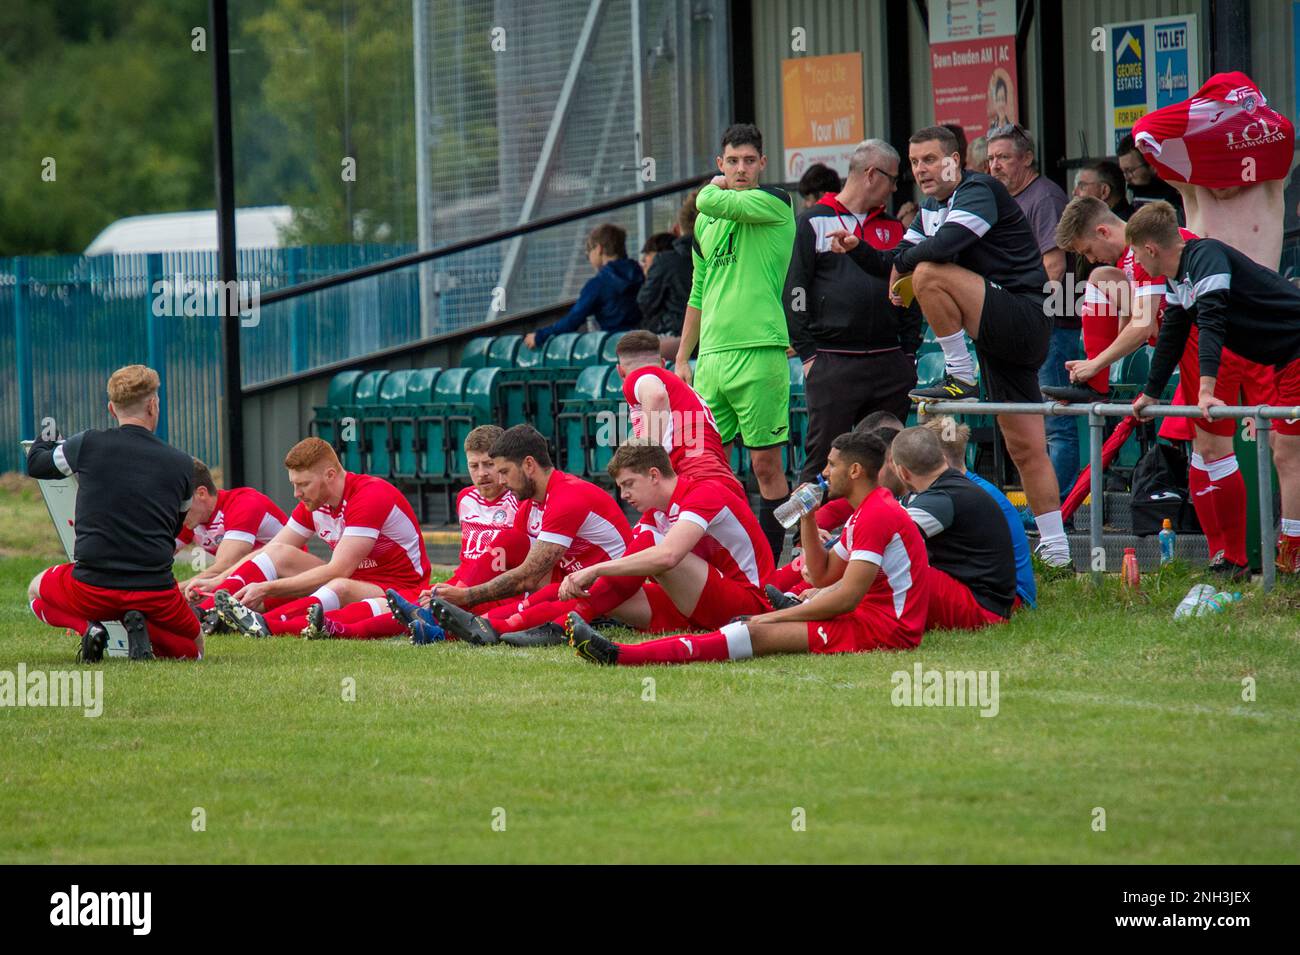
[26,364,201,661]
[566,430,931,666]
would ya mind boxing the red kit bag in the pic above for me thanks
[1133,72,1295,187]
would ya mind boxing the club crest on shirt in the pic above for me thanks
[492,508,509,524]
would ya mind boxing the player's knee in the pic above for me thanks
[911,261,942,291]
[1270,432,1300,469]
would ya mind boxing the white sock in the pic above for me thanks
[310,586,341,613]
[936,330,974,382]
[1202,453,1238,481]
[719,621,753,660]
[1035,510,1068,552]
[1282,518,1300,537]
[252,553,279,581]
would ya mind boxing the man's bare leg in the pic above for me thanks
[913,262,1070,565]
[1271,432,1300,525]
[911,262,987,384]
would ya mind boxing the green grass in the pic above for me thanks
[1,513,1298,861]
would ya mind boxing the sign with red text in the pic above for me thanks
[929,0,1019,143]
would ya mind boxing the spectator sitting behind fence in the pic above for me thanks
[524,223,644,351]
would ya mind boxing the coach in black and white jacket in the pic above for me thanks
[783,138,922,484]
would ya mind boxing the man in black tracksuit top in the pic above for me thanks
[1127,200,1300,573]
[25,364,201,660]
[890,426,1017,630]
[784,138,921,483]
[826,125,1072,571]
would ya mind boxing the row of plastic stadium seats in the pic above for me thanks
[310,329,813,486]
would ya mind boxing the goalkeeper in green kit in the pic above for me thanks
[675,123,797,563]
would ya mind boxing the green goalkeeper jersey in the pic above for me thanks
[689,183,796,356]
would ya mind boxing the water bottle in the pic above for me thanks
[1158,519,1177,565]
[1173,583,1216,619]
[1195,591,1243,616]
[1120,547,1140,592]
[774,477,828,529]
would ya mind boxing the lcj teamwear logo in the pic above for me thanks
[49,886,151,935]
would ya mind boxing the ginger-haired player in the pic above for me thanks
[205,437,430,637]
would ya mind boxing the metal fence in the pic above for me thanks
[917,399,1300,592]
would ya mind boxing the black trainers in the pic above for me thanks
[1207,554,1251,583]
[910,374,979,403]
[565,612,619,665]
[1041,383,1111,403]
[214,589,272,638]
[764,584,801,610]
[300,603,334,640]
[427,596,500,645]
[76,621,109,664]
[199,609,225,636]
[123,610,154,661]
[501,622,567,647]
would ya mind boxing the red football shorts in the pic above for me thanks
[805,604,920,654]
[39,563,200,657]
[926,567,1008,632]
[1271,357,1300,436]
[1179,346,1274,436]
[642,568,769,633]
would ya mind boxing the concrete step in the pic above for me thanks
[1063,531,1209,572]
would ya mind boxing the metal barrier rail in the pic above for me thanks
[914,400,1300,592]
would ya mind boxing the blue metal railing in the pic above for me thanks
[0,241,503,473]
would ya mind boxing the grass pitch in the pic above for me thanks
[0,486,1297,863]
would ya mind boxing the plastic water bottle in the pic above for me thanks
[774,477,828,529]
[1195,591,1243,616]
[1173,583,1216,619]
[1158,519,1177,565]
[1120,547,1140,592]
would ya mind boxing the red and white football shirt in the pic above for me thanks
[635,477,774,586]
[286,472,429,587]
[176,486,288,555]
[456,486,519,562]
[514,470,633,575]
[622,366,743,496]
[832,487,929,640]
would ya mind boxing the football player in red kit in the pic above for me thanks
[208,437,430,638]
[615,329,744,498]
[411,425,637,645]
[567,430,931,666]
[1051,196,1273,579]
[177,458,288,605]
[305,426,519,641]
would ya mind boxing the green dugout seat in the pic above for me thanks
[460,336,493,368]
[393,368,440,480]
[339,371,387,473]
[311,370,364,448]
[558,365,611,476]
[543,333,580,367]
[361,369,415,479]
[488,334,523,368]
[572,331,610,367]
[418,367,477,481]
[600,331,630,364]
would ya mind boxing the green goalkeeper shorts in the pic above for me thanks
[694,346,791,448]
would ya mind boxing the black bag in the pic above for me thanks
[1129,442,1202,536]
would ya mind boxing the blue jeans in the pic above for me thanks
[1038,326,1081,502]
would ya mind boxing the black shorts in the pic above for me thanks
[974,281,1052,402]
